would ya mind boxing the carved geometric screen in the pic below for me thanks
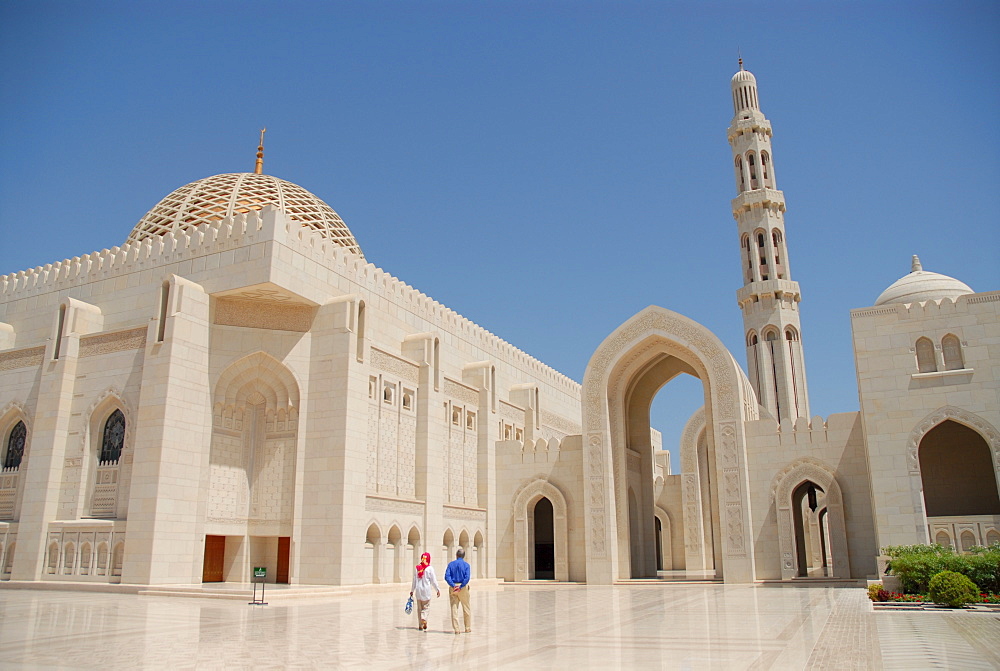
[100,410,125,464]
[4,421,25,469]
[126,173,363,257]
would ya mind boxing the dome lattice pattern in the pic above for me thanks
[127,173,362,256]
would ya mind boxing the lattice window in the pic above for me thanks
[4,421,25,469]
[100,411,125,464]
[942,334,964,371]
[915,337,936,373]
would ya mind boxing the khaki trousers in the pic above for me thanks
[416,599,431,628]
[449,585,471,633]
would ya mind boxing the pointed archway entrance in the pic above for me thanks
[581,306,759,584]
[772,458,850,579]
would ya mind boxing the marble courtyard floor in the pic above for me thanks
[1,583,999,669]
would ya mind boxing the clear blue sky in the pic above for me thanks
[2,1,998,471]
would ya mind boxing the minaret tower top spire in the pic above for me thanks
[727,64,811,424]
[254,128,266,175]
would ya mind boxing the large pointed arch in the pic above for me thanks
[905,406,1000,476]
[581,305,758,584]
[771,457,849,579]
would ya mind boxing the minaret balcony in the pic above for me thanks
[731,188,785,213]
[727,115,771,140]
[737,278,801,306]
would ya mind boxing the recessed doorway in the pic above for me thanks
[533,497,555,579]
[202,535,225,583]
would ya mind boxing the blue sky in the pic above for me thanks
[2,1,998,471]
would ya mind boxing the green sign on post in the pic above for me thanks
[250,567,268,605]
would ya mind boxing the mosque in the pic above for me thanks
[0,65,997,589]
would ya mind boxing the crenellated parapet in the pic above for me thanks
[851,291,1000,321]
[0,205,581,394]
[745,411,861,442]
[0,210,268,299]
[496,435,582,464]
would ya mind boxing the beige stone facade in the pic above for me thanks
[0,66,996,589]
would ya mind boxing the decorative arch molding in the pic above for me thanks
[512,477,569,581]
[364,520,384,544]
[580,305,757,584]
[79,387,134,455]
[214,351,301,411]
[0,400,31,433]
[771,457,849,579]
[905,406,1000,475]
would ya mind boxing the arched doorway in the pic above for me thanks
[772,458,850,579]
[513,479,570,581]
[792,481,827,577]
[533,497,555,579]
[581,306,758,584]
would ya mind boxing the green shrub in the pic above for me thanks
[882,543,951,558]
[928,571,979,608]
[882,543,1000,594]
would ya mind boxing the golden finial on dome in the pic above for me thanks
[254,127,266,175]
[738,48,743,70]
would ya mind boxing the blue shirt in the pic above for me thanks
[444,558,470,589]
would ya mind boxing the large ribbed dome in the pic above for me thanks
[127,173,363,257]
[874,255,973,306]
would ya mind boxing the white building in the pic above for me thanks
[0,65,997,588]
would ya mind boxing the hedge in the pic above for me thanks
[883,543,1000,594]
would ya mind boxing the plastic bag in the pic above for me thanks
[405,596,413,614]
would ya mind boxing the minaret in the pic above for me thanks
[728,61,810,423]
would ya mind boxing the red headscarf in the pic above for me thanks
[416,552,431,578]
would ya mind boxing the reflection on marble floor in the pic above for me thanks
[1,583,998,669]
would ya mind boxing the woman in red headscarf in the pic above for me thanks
[409,552,441,631]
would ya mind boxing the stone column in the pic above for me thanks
[123,276,211,584]
[295,295,368,585]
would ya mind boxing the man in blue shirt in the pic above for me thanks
[444,548,472,633]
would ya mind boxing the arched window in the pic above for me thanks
[747,152,758,189]
[935,530,952,548]
[99,410,125,464]
[915,337,936,373]
[960,531,977,553]
[785,327,799,341]
[941,334,964,371]
[746,331,758,347]
[734,156,745,193]
[4,421,26,469]
[756,232,769,280]
[761,151,771,186]
[742,234,753,282]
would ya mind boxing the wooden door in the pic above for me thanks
[276,537,290,584]
[202,535,225,582]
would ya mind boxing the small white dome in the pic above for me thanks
[874,255,974,305]
[128,173,363,257]
[731,68,756,85]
